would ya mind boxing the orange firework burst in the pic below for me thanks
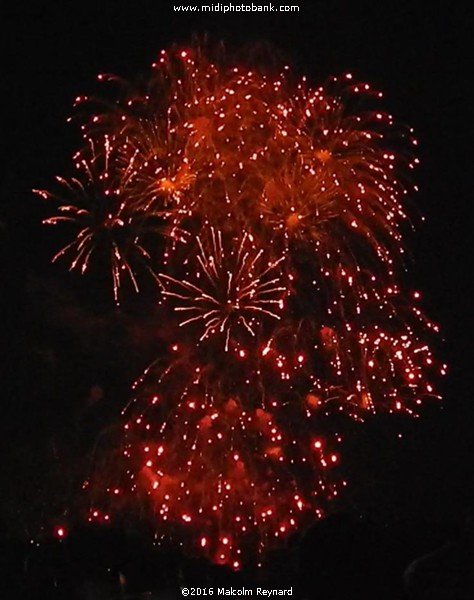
[40,43,444,567]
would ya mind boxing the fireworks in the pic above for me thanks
[88,361,342,566]
[40,44,444,567]
[35,135,162,301]
[159,227,288,350]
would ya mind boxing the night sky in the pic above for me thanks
[2,0,474,594]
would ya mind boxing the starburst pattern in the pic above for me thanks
[35,135,162,300]
[159,227,288,350]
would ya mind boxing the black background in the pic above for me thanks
[2,1,473,597]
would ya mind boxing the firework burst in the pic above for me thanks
[86,356,343,567]
[40,43,444,567]
[36,135,164,300]
[159,227,288,350]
